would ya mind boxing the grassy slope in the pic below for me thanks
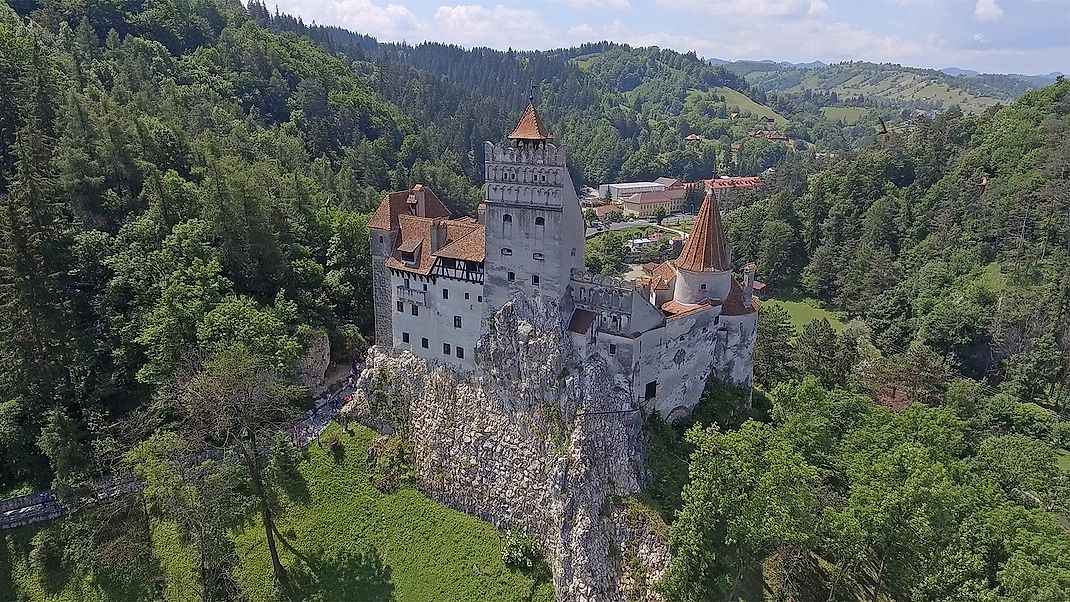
[712,87,788,125]
[1058,449,1070,472]
[761,296,847,334]
[1,424,553,602]
[821,106,867,125]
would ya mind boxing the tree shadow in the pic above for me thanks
[279,536,395,601]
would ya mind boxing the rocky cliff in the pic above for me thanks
[348,294,671,601]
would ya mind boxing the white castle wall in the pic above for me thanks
[390,272,484,367]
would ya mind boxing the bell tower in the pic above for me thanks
[481,87,585,313]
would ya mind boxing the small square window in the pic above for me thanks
[396,301,404,312]
[402,332,410,343]
[456,347,464,359]
[609,344,617,355]
[700,283,707,290]
[533,252,544,261]
[454,316,462,328]
[411,305,419,316]
[508,272,515,282]
[443,343,451,355]
[443,288,449,299]
[421,337,429,349]
[532,274,540,286]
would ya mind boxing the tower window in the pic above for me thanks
[396,301,403,312]
[535,216,545,226]
[478,295,483,302]
[571,248,576,257]
[442,288,449,299]
[533,252,544,261]
[443,343,451,355]
[379,236,383,244]
[402,332,410,343]
[508,272,515,282]
[609,343,617,355]
[700,283,707,291]
[531,274,540,286]
[411,305,419,316]
[503,214,512,223]
[454,316,462,328]
[421,337,429,349]
[456,347,464,359]
[465,292,470,300]
[501,248,513,256]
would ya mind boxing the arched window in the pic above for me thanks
[533,252,544,261]
[503,214,513,223]
[535,216,545,226]
[570,248,577,257]
[501,248,513,256]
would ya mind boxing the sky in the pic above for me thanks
[267,0,1070,75]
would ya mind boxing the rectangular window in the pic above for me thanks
[396,301,404,312]
[456,347,464,359]
[442,288,449,299]
[478,295,483,302]
[411,305,419,316]
[402,332,410,343]
[421,338,429,349]
[465,292,470,300]
[531,274,540,286]
[454,316,462,328]
[609,343,617,355]
[644,380,658,401]
[508,272,515,282]
[443,343,451,355]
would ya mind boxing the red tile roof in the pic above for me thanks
[622,189,685,205]
[721,279,758,316]
[675,188,730,272]
[508,102,552,141]
[662,299,712,319]
[370,185,451,231]
[435,223,486,262]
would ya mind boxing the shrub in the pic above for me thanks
[500,527,539,571]
[366,435,414,492]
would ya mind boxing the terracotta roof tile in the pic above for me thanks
[435,224,486,262]
[508,102,552,141]
[662,299,712,319]
[369,185,451,231]
[675,189,730,272]
[386,215,437,275]
[721,279,757,316]
[622,189,685,205]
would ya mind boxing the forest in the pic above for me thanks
[0,0,1068,600]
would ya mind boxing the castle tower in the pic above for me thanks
[481,93,585,313]
[673,188,733,304]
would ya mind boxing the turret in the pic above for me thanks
[672,188,732,304]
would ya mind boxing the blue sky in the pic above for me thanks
[270,0,1069,74]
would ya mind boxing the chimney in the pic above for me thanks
[743,262,757,307]
[409,184,426,216]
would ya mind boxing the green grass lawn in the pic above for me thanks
[761,295,847,335]
[1058,449,1070,472]
[1,424,554,602]
[821,106,867,125]
[711,87,788,126]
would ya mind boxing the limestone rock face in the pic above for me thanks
[349,294,671,601]
[294,328,331,393]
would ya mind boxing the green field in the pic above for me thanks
[762,296,847,334]
[1,424,553,602]
[1058,449,1070,472]
[821,106,867,125]
[712,87,788,126]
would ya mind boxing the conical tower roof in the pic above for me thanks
[508,101,552,142]
[676,188,730,272]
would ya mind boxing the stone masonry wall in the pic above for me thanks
[348,294,671,601]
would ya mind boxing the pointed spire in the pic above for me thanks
[676,188,730,272]
[508,82,552,142]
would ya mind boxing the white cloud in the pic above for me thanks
[973,32,989,42]
[433,4,552,48]
[278,0,424,40]
[564,0,631,8]
[974,0,1004,21]
[655,0,830,18]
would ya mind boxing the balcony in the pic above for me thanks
[397,286,427,305]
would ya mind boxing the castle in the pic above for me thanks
[369,101,757,419]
